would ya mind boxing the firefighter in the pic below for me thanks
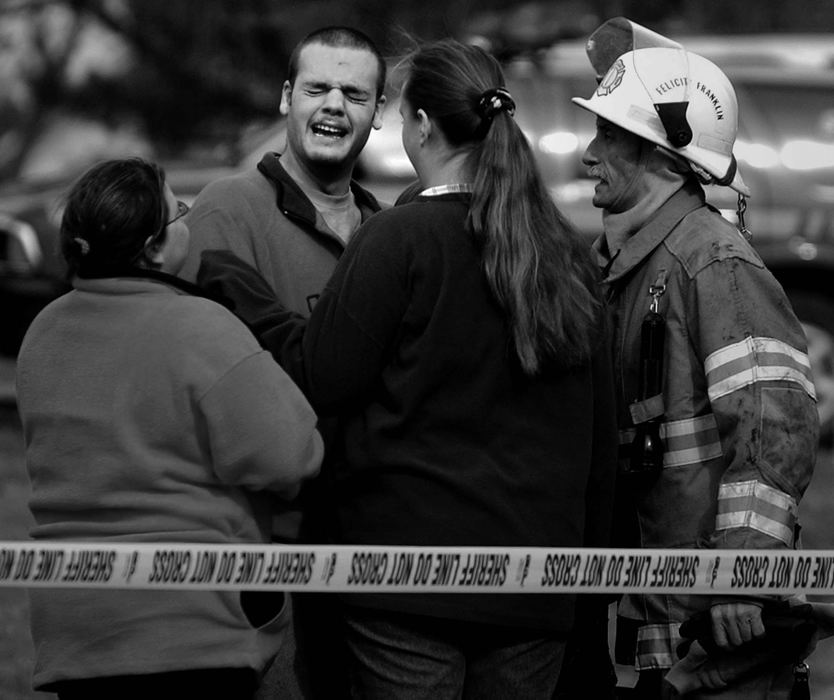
[572,27,819,699]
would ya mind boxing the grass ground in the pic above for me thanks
[1,355,834,698]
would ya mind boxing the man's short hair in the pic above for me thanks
[287,26,387,99]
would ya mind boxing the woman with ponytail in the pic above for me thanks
[199,38,618,699]
[399,42,601,375]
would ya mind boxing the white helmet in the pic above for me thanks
[572,46,750,196]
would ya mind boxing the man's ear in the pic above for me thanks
[417,109,431,145]
[372,95,386,130]
[279,81,292,116]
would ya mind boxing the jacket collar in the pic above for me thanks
[593,178,706,284]
[256,152,382,230]
[75,268,233,309]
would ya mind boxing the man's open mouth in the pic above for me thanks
[312,123,348,138]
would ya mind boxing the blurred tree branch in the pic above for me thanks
[78,0,279,113]
[0,0,84,179]
[1,0,833,182]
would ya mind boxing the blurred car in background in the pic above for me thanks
[2,33,833,436]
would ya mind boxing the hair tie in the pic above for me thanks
[73,237,91,256]
[477,87,516,121]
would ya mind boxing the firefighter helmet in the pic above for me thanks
[572,46,750,196]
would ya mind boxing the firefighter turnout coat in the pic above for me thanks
[593,179,819,671]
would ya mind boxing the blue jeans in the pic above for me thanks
[342,606,567,700]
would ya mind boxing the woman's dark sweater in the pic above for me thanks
[223,193,619,632]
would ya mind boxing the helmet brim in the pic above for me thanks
[572,96,751,197]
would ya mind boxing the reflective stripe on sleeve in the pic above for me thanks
[618,414,723,468]
[661,415,723,467]
[635,623,681,670]
[705,336,816,402]
[716,480,797,546]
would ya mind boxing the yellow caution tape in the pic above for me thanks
[1,542,831,594]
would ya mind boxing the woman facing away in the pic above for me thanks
[198,39,619,699]
[15,158,323,700]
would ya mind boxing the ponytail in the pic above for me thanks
[468,110,600,373]
[404,40,601,374]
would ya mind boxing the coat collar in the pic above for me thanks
[75,268,233,309]
[256,152,382,230]
[593,179,707,284]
